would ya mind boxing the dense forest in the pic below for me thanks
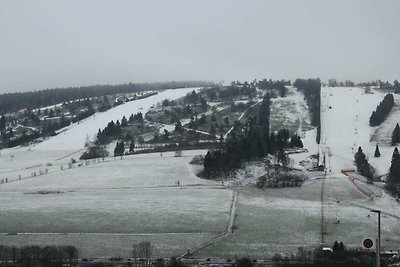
[0,81,214,114]
[203,93,303,177]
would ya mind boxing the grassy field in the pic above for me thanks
[194,183,322,258]
[0,151,233,257]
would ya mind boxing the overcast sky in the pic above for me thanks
[0,0,399,93]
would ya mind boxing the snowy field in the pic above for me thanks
[1,86,400,259]
[318,87,400,250]
[270,87,313,135]
[194,86,400,258]
[195,184,322,258]
[0,151,233,257]
[0,87,236,258]
[319,86,397,175]
[0,88,198,182]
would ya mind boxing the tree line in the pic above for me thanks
[0,81,213,114]
[369,93,394,126]
[0,245,78,267]
[293,78,321,143]
[81,112,143,159]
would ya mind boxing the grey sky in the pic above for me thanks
[1,0,399,93]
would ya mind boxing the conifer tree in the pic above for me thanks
[114,141,120,157]
[392,123,400,146]
[129,140,135,153]
[374,144,381,157]
[354,146,375,180]
[258,93,271,133]
[388,147,400,187]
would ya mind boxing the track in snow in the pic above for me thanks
[179,190,238,258]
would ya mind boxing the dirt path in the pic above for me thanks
[179,190,238,258]
[224,101,261,139]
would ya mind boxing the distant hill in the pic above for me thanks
[0,81,214,114]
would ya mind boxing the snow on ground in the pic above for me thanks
[371,93,400,146]
[320,87,386,173]
[0,233,216,258]
[193,87,400,258]
[319,87,400,250]
[0,87,198,181]
[323,175,400,251]
[270,87,312,134]
[33,88,198,151]
[0,151,216,192]
[195,183,322,258]
[0,150,233,257]
[2,85,400,259]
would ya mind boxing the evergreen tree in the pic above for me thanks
[211,113,216,122]
[163,129,170,140]
[354,147,366,171]
[369,94,395,126]
[374,144,381,157]
[121,116,128,127]
[258,93,271,134]
[354,146,375,180]
[339,242,345,251]
[388,147,400,187]
[224,116,229,126]
[209,125,216,137]
[332,241,339,252]
[129,140,135,153]
[114,141,125,157]
[119,140,125,156]
[0,116,5,131]
[174,120,184,133]
[114,142,120,157]
[391,123,400,145]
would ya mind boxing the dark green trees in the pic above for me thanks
[354,146,375,180]
[369,94,395,126]
[114,140,125,157]
[374,144,381,157]
[258,93,271,133]
[392,123,400,146]
[129,139,135,153]
[388,147,400,189]
[293,78,321,143]
[203,92,304,177]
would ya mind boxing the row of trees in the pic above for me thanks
[257,79,290,97]
[327,79,355,87]
[0,245,78,267]
[0,81,213,114]
[96,112,143,145]
[392,123,400,145]
[354,147,375,181]
[369,93,394,126]
[293,78,321,143]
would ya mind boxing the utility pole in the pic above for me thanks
[371,209,381,267]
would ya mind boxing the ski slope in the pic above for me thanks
[0,87,196,180]
[320,87,388,173]
[34,88,197,151]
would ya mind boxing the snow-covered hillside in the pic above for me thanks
[35,88,197,151]
[0,87,196,180]
[319,87,393,174]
